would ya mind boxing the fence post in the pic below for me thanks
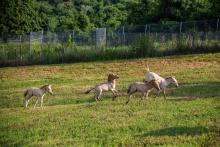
[205,20,207,41]
[72,30,74,45]
[122,26,125,46]
[40,30,44,62]
[19,35,22,61]
[179,22,182,41]
[145,24,147,36]
[179,22,182,33]
[41,30,44,44]
[29,32,32,55]
[216,19,219,41]
[193,21,196,32]
[95,28,97,49]
[148,25,151,37]
[105,28,108,48]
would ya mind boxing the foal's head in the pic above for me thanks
[165,76,179,87]
[107,74,119,82]
[41,84,53,95]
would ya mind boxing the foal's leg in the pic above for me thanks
[141,92,145,100]
[24,95,31,108]
[40,96,44,108]
[163,89,166,99]
[126,94,132,104]
[24,99,29,108]
[111,89,117,100]
[157,89,162,97]
[34,97,40,108]
[145,91,150,99]
[95,90,102,101]
[113,89,118,94]
[126,89,136,104]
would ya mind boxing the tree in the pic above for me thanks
[36,1,58,31]
[56,2,78,31]
[0,0,41,34]
[103,5,126,30]
[77,12,92,31]
[181,0,212,20]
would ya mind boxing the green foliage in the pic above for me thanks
[56,2,78,31]
[78,12,91,31]
[132,36,157,57]
[37,1,57,31]
[1,0,219,34]
[103,5,127,30]
[0,0,41,35]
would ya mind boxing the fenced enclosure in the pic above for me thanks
[0,19,219,66]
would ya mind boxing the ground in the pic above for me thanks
[0,53,220,146]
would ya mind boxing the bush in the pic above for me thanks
[132,36,156,57]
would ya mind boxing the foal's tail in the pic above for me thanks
[127,85,132,94]
[85,88,95,94]
[24,90,28,97]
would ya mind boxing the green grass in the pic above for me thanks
[0,53,220,146]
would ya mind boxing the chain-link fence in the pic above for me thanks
[0,19,219,66]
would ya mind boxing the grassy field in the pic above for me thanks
[0,53,220,146]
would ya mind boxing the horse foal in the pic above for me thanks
[145,66,179,98]
[126,80,160,104]
[23,84,53,108]
[85,74,119,101]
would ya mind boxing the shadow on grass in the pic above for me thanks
[47,81,220,106]
[140,126,217,137]
[4,81,220,108]
[167,81,220,99]
[46,92,120,107]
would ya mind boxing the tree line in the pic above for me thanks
[0,0,219,35]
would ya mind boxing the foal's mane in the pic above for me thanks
[165,76,173,80]
[148,80,160,91]
[40,84,49,89]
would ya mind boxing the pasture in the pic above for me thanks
[0,53,220,146]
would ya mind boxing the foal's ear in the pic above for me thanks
[145,64,150,72]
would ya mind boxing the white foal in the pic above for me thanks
[145,67,178,98]
[23,84,53,108]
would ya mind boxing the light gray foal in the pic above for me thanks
[85,74,119,101]
[23,84,53,108]
[126,80,160,104]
